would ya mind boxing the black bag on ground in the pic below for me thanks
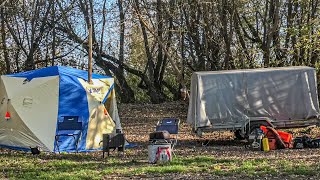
[149,131,170,140]
[311,139,320,148]
[293,137,304,149]
[294,136,320,149]
[302,135,313,148]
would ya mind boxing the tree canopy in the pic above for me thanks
[1,0,319,103]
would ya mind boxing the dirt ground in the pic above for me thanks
[118,101,320,179]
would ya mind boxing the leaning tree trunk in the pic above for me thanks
[134,0,165,103]
[115,0,135,103]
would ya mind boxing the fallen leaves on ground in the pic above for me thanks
[1,101,320,179]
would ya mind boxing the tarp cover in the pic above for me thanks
[187,66,320,129]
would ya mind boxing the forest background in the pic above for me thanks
[0,0,319,103]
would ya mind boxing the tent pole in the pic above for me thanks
[88,23,93,84]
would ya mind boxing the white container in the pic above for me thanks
[148,143,172,164]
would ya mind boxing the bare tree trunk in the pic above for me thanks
[1,8,10,74]
[134,0,165,103]
[264,0,272,67]
[310,0,319,67]
[154,0,164,87]
[298,3,305,65]
[116,0,135,102]
[15,49,20,73]
[285,0,292,49]
[272,0,283,65]
[218,0,234,69]
[51,0,56,66]
[234,6,253,68]
[292,2,299,65]
[184,2,206,71]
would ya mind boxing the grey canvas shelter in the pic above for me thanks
[187,66,320,135]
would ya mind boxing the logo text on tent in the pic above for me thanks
[87,87,102,94]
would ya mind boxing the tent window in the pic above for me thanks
[23,97,33,107]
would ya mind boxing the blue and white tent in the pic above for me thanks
[0,66,121,152]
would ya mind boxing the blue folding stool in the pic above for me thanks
[155,118,180,149]
[55,116,82,153]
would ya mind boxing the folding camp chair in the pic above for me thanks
[55,116,82,153]
[155,118,180,149]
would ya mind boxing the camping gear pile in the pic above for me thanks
[247,126,320,151]
[148,118,179,164]
[246,126,293,151]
